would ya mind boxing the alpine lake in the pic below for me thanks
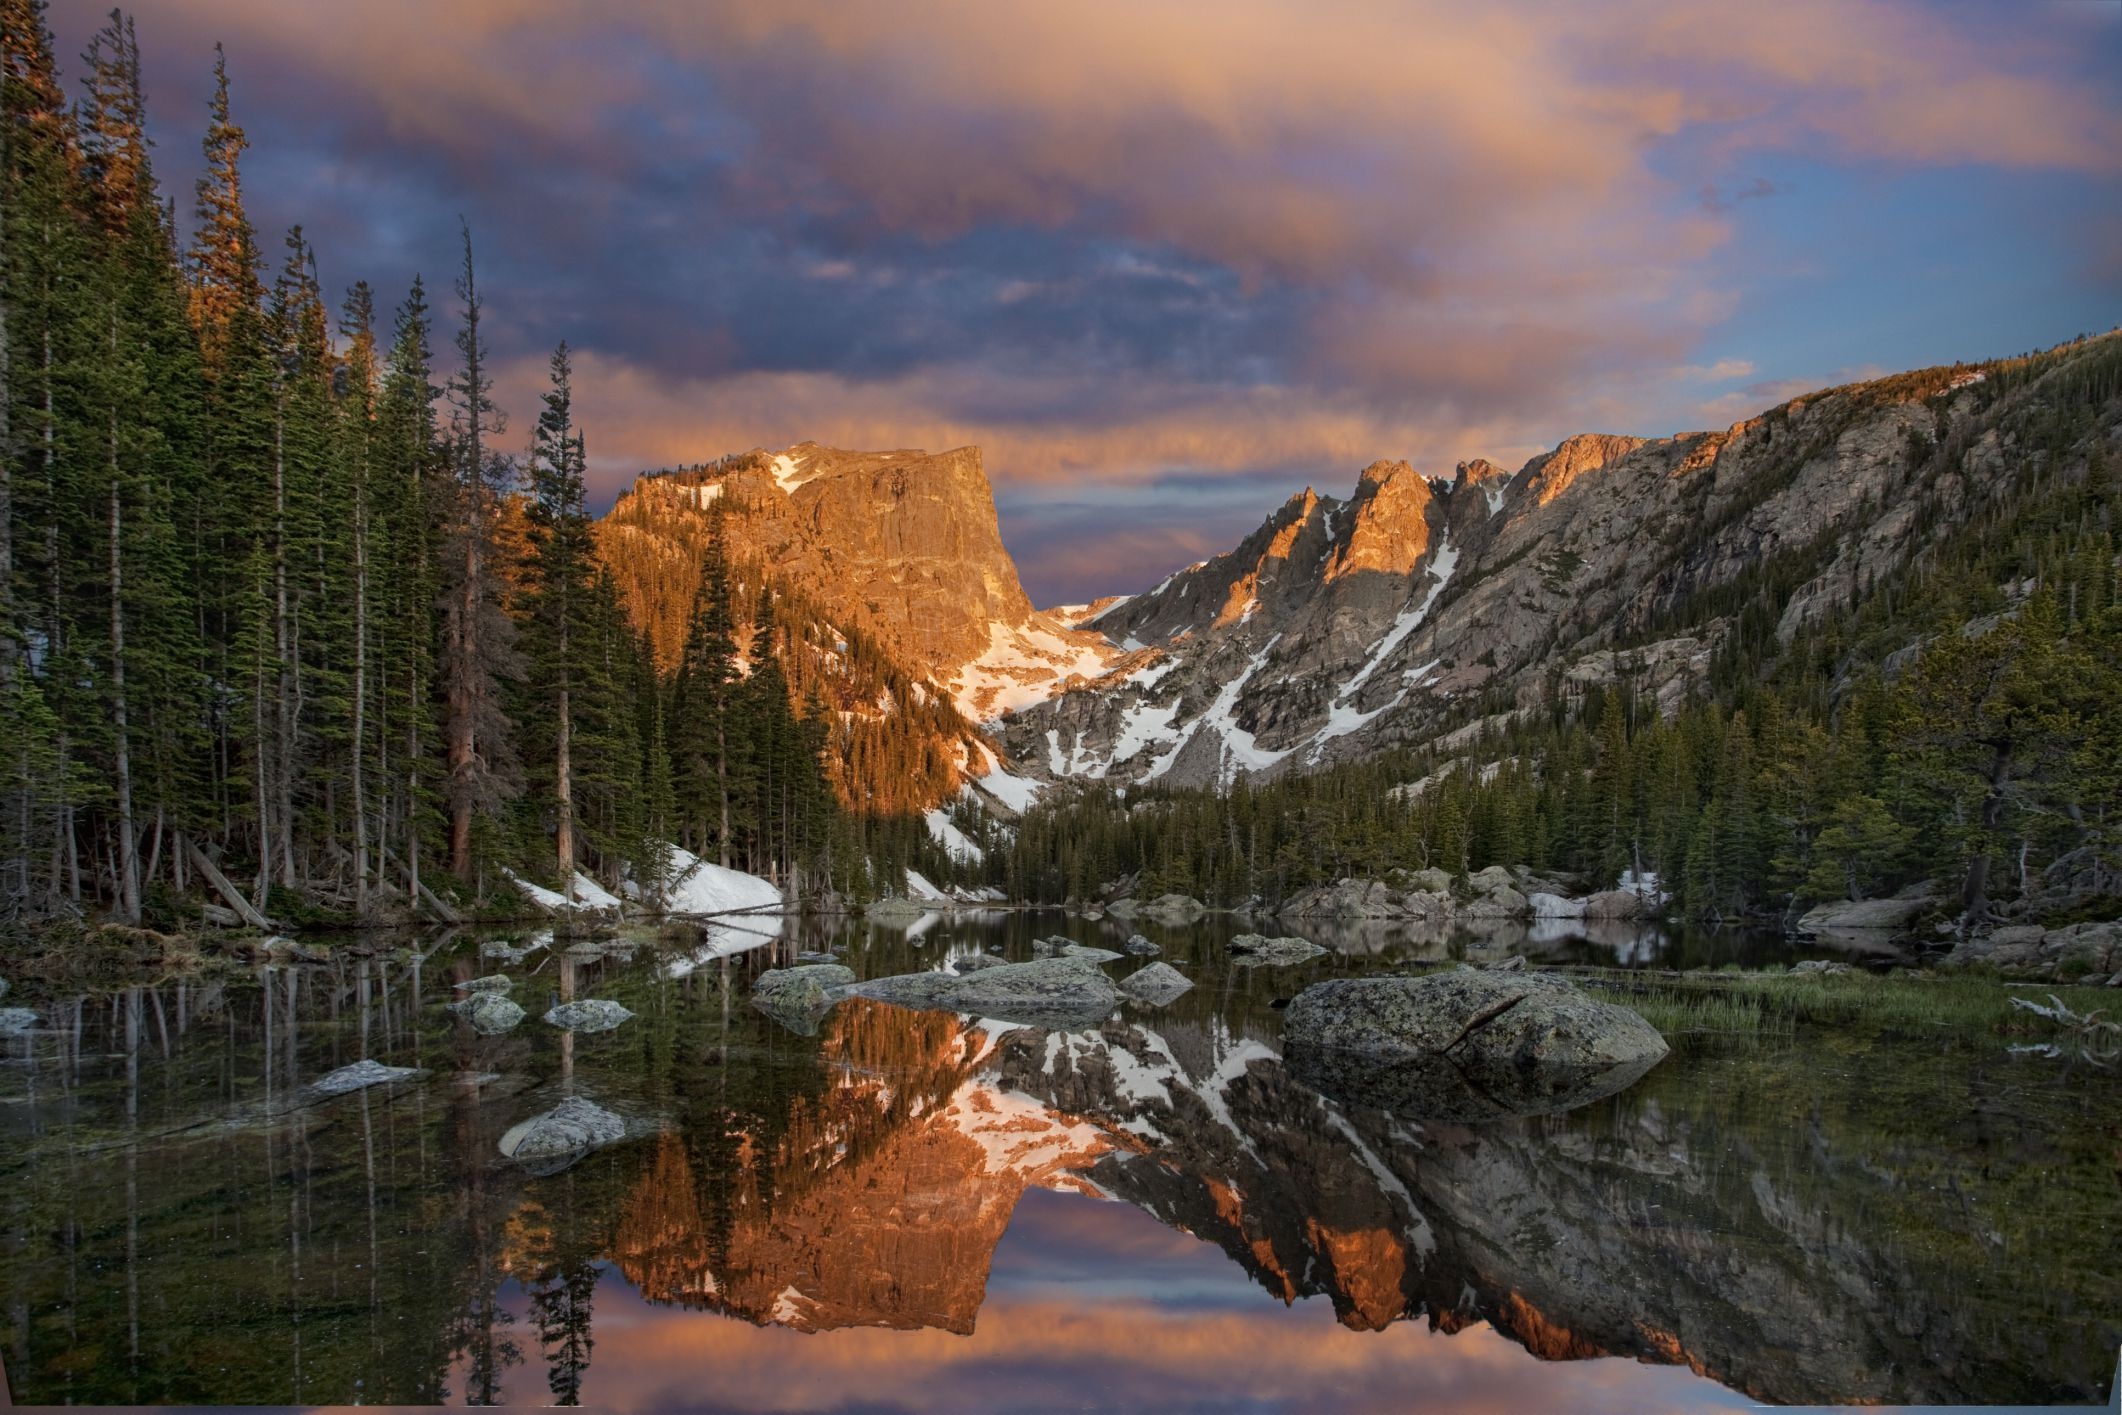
[0,907,2115,1411]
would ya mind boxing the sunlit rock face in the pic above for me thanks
[597,443,1118,728]
[1002,355,2094,787]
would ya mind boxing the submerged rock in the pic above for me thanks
[543,999,634,1033]
[1124,934,1161,955]
[840,956,1120,1028]
[1120,962,1195,1005]
[1283,971,1668,1123]
[308,1058,423,1098]
[448,991,527,1035]
[454,973,514,994]
[1140,893,1207,924]
[499,1096,626,1175]
[1230,934,1328,967]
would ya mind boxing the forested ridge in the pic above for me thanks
[1001,337,2122,932]
[0,6,886,931]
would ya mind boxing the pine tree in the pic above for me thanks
[439,222,520,880]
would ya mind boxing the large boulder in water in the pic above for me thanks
[449,991,526,1035]
[499,1096,625,1175]
[751,963,854,1033]
[1229,934,1328,967]
[840,956,1120,1028]
[1119,962,1194,1005]
[308,1058,423,1098]
[543,998,634,1033]
[1140,893,1207,924]
[1283,971,1668,1123]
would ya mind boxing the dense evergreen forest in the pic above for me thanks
[0,6,881,930]
[1002,341,2122,929]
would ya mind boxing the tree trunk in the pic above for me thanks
[272,413,296,888]
[1960,740,2012,925]
[183,834,271,930]
[555,680,572,882]
[107,456,140,926]
[351,488,368,915]
[449,524,477,878]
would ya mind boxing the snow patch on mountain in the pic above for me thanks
[947,617,1120,724]
[770,450,821,495]
[924,808,984,864]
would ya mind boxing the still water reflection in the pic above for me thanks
[0,910,2114,1409]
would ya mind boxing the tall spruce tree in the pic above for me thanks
[439,222,520,880]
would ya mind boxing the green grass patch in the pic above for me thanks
[1580,969,2120,1051]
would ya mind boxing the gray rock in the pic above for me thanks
[1582,890,1645,920]
[448,992,527,1035]
[0,976,10,999]
[1124,934,1161,955]
[1060,944,1124,964]
[951,951,1008,973]
[1283,971,1668,1123]
[1402,867,1453,895]
[1790,959,1852,976]
[840,956,1120,1028]
[542,998,635,1033]
[1528,892,1586,919]
[1120,962,1195,1005]
[1104,898,1140,920]
[454,973,514,993]
[1458,885,1529,918]
[499,1096,626,1174]
[796,950,839,963]
[1466,865,1517,894]
[1230,934,1328,967]
[0,1006,37,1033]
[752,963,855,1014]
[1140,893,1207,924]
[1031,934,1075,958]
[865,895,929,923]
[309,1058,423,1098]
[1796,897,1927,935]
[1280,879,1400,919]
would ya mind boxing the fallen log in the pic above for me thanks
[180,835,272,931]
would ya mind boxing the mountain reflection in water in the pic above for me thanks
[0,911,2113,1410]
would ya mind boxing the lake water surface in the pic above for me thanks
[0,910,2114,1410]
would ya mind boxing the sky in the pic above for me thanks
[56,0,2122,605]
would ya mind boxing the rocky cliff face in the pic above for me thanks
[600,442,1117,726]
[592,340,2117,802]
[1001,343,2118,787]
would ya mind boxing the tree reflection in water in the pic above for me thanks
[0,913,2113,1409]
